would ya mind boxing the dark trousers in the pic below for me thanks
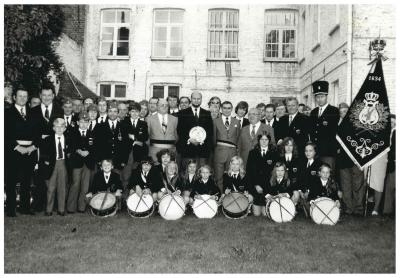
[46,160,68,213]
[6,150,37,213]
[67,165,91,212]
[340,165,365,214]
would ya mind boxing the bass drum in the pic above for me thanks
[222,192,249,219]
[158,194,186,220]
[310,197,340,225]
[192,194,218,219]
[266,195,296,223]
[126,193,154,218]
[89,192,117,217]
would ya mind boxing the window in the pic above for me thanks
[208,9,239,60]
[264,10,298,60]
[152,9,184,58]
[332,79,339,105]
[100,9,130,57]
[152,84,180,99]
[311,5,320,50]
[328,5,340,36]
[98,83,127,98]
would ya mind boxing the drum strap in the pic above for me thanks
[313,203,336,225]
[269,197,295,218]
[194,195,216,213]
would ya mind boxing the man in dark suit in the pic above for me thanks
[177,92,214,172]
[264,103,284,141]
[96,102,130,173]
[30,81,64,212]
[5,85,40,216]
[276,97,310,156]
[234,101,250,128]
[309,80,340,174]
[62,98,76,137]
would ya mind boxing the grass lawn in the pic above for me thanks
[4,211,395,273]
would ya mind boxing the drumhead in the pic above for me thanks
[310,197,340,225]
[126,193,154,218]
[158,194,186,220]
[192,195,218,219]
[222,192,249,219]
[266,196,296,223]
[89,192,117,217]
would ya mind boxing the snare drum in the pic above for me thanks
[192,194,218,219]
[89,192,117,217]
[126,193,154,218]
[158,194,186,220]
[266,195,296,223]
[310,197,340,225]
[222,192,249,219]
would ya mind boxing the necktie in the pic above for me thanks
[89,122,93,131]
[262,150,266,157]
[66,116,70,126]
[111,122,115,132]
[81,131,85,137]
[101,117,104,123]
[57,137,63,159]
[162,115,167,134]
[20,107,26,119]
[251,124,256,139]
[267,121,271,127]
[224,117,230,129]
[307,161,311,168]
[318,107,323,117]
[105,175,109,183]
[194,108,199,120]
[45,106,50,120]
[289,115,293,125]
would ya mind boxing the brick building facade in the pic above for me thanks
[57,4,396,110]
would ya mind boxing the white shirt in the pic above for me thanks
[15,104,25,116]
[277,178,282,184]
[188,173,195,182]
[265,118,275,127]
[289,112,298,124]
[201,179,209,184]
[231,171,239,178]
[191,106,200,117]
[90,120,97,129]
[320,178,328,186]
[64,115,72,125]
[41,103,53,118]
[97,115,107,123]
[55,134,65,160]
[236,116,243,127]
[151,111,157,116]
[130,118,138,127]
[158,113,168,126]
[223,116,231,126]
[318,103,329,117]
[261,147,268,155]
[285,153,292,162]
[249,121,261,136]
[307,158,314,167]
[170,108,179,114]
[108,119,118,129]
[104,172,111,183]
[79,128,87,136]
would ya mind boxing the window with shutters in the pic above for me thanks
[151,84,180,99]
[98,82,127,99]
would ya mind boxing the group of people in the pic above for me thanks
[4,79,396,219]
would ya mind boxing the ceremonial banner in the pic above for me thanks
[336,58,391,169]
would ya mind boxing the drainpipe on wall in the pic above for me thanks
[145,70,150,100]
[346,4,353,104]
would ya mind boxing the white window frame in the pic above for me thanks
[207,9,239,61]
[151,83,181,99]
[264,9,298,62]
[99,9,131,59]
[151,9,184,60]
[98,82,128,99]
[311,5,320,52]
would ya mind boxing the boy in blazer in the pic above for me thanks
[39,118,71,216]
[66,112,96,213]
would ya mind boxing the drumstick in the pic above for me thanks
[99,192,109,211]
[163,194,175,217]
[193,192,216,213]
[170,194,186,213]
[269,196,295,218]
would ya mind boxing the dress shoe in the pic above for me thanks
[57,211,66,216]
[45,212,52,216]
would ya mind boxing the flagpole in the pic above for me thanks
[364,165,372,217]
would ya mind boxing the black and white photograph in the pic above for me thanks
[2,0,398,274]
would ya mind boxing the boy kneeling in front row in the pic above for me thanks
[85,159,123,208]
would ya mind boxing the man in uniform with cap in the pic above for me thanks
[309,80,340,174]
